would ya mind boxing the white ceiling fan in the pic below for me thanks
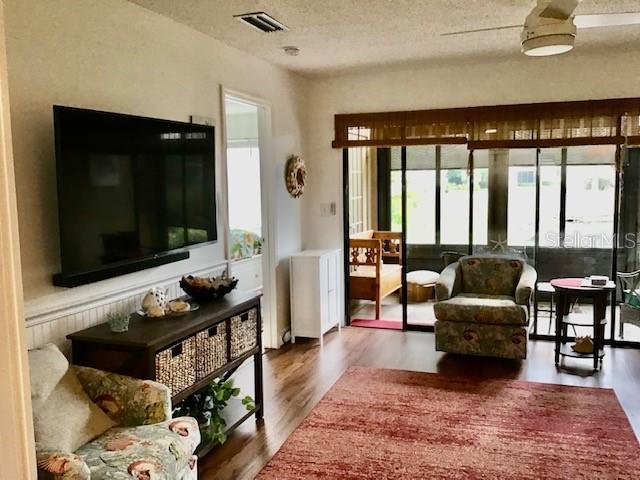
[441,0,640,57]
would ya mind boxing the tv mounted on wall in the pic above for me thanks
[52,106,217,287]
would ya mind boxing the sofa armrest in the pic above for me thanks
[73,366,171,427]
[36,447,90,480]
[436,262,461,301]
[515,263,537,306]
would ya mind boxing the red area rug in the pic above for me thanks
[258,367,640,479]
[351,318,402,330]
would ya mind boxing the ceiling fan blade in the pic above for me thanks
[574,12,640,29]
[539,0,580,20]
[440,25,522,37]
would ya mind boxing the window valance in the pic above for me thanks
[333,98,640,149]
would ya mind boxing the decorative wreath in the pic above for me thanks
[285,155,306,198]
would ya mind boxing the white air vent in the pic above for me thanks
[234,12,288,33]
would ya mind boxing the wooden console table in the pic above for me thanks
[67,291,263,456]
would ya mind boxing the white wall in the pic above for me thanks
[5,0,306,344]
[301,51,640,319]
[8,0,640,345]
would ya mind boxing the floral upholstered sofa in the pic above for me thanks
[30,344,200,480]
[433,255,537,360]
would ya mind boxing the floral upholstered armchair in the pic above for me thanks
[433,255,537,360]
[34,363,200,480]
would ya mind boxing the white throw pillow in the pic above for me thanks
[28,343,68,411]
[29,343,115,452]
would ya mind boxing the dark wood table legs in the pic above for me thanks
[554,292,566,367]
[551,278,614,372]
[592,292,607,371]
[254,307,264,422]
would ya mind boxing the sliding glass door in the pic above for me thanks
[344,143,636,346]
[440,145,471,250]
[398,146,471,327]
[532,146,617,339]
[507,149,537,257]
[618,147,640,344]
[347,146,405,325]
[472,151,489,252]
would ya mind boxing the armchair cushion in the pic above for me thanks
[515,263,537,306]
[36,447,91,480]
[435,321,528,359]
[75,417,199,480]
[29,344,114,453]
[74,366,171,427]
[459,256,524,296]
[28,343,68,411]
[433,293,528,326]
[31,348,200,480]
[435,262,461,301]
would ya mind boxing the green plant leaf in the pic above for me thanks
[173,375,252,443]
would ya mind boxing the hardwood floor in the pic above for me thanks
[199,326,640,479]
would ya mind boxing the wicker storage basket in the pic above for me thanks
[155,336,197,395]
[230,308,258,359]
[195,322,227,380]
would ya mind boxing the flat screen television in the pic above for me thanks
[52,106,216,287]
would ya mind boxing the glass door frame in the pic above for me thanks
[400,146,475,331]
[529,146,622,344]
[342,144,640,347]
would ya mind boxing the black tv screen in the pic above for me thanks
[53,106,216,286]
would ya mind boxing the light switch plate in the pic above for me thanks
[320,202,336,217]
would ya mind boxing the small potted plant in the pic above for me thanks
[173,378,255,446]
[107,312,130,333]
[253,236,263,256]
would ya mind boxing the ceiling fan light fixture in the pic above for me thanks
[521,13,577,57]
[522,33,575,56]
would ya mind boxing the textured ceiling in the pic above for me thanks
[129,0,640,76]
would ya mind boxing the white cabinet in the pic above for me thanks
[290,249,341,346]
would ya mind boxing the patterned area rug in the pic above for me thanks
[258,367,640,479]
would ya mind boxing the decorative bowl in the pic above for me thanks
[179,274,239,302]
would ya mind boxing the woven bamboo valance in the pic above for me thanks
[333,98,640,149]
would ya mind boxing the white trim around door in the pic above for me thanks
[221,87,279,350]
[0,2,37,476]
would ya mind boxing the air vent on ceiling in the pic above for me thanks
[234,12,288,33]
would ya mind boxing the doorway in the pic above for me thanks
[222,90,277,348]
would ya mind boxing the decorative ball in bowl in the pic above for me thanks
[180,274,238,302]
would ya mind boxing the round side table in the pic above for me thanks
[550,277,616,371]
